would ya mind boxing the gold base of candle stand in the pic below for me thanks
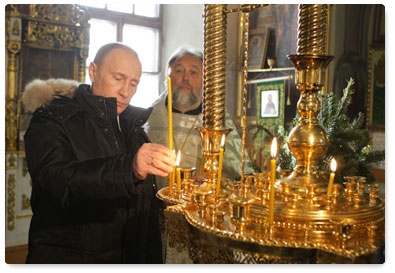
[157,167,197,205]
[277,54,334,194]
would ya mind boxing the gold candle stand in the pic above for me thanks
[158,4,385,263]
[279,4,334,194]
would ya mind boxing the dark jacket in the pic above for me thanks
[22,79,163,263]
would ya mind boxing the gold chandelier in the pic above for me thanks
[157,4,384,263]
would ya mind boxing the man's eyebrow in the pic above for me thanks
[112,72,139,82]
[190,65,201,70]
[112,71,126,77]
[174,63,201,70]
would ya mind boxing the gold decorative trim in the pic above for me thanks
[7,174,16,230]
[16,214,33,220]
[22,194,31,211]
[5,4,90,152]
[6,153,17,170]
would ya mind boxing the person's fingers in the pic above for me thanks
[150,155,173,175]
[150,144,176,165]
[135,143,176,178]
[149,143,176,159]
[150,146,176,174]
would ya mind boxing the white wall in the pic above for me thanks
[161,4,204,89]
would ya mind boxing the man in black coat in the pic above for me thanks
[22,43,176,263]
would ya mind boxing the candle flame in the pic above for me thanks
[167,67,172,76]
[175,150,181,167]
[220,134,226,148]
[271,137,277,158]
[330,158,337,172]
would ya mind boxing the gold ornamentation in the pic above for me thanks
[26,4,89,25]
[5,40,21,152]
[22,194,31,210]
[26,21,84,50]
[157,4,385,263]
[7,174,16,230]
[5,4,90,152]
[202,4,227,128]
[6,153,17,169]
[297,4,329,55]
[5,100,18,151]
[12,19,20,35]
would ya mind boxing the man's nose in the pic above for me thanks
[119,83,132,98]
[182,71,190,82]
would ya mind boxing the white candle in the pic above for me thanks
[327,158,337,196]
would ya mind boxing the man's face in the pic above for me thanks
[89,47,142,115]
[169,54,203,111]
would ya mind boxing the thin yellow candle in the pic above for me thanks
[169,149,175,190]
[175,150,181,193]
[167,68,173,150]
[269,137,277,225]
[327,158,337,196]
[167,68,174,189]
[216,134,226,196]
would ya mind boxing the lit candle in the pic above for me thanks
[175,150,181,193]
[269,137,277,225]
[169,149,175,190]
[216,134,226,196]
[327,158,337,196]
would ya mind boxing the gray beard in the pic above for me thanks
[173,91,199,108]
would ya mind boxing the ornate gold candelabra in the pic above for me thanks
[283,4,334,193]
[158,4,385,263]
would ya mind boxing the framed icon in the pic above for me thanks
[366,44,385,130]
[260,89,279,118]
[248,28,269,69]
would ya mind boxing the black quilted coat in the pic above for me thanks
[23,80,163,263]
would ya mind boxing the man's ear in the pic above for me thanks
[88,62,97,82]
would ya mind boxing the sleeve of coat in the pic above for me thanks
[24,115,137,208]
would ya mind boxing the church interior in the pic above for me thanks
[5,4,386,264]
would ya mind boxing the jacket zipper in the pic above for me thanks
[103,100,120,153]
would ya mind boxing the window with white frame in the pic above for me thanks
[80,4,162,108]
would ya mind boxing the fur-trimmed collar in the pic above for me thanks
[22,78,79,113]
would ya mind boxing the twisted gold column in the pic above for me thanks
[297,4,330,54]
[202,4,227,128]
